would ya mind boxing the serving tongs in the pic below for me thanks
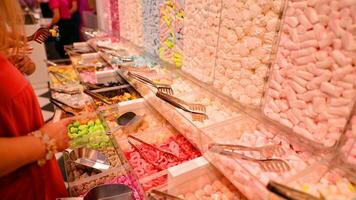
[127,135,180,170]
[156,91,208,122]
[210,143,285,157]
[267,181,325,200]
[209,144,290,173]
[147,190,183,200]
[27,27,51,43]
[128,72,174,95]
[84,89,112,105]
[50,98,81,115]
[49,70,77,85]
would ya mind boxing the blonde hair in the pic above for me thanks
[0,0,25,57]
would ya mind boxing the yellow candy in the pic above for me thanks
[302,185,310,192]
[348,183,355,192]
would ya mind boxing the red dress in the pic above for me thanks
[0,54,68,200]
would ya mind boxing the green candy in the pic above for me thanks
[70,127,78,133]
[87,120,95,127]
[95,119,101,125]
[73,121,81,127]
[78,125,88,131]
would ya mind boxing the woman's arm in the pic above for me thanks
[70,0,78,14]
[0,118,72,177]
[50,8,60,27]
[0,136,46,177]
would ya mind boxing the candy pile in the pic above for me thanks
[177,178,246,200]
[94,89,140,107]
[105,173,146,200]
[67,119,112,148]
[124,135,201,189]
[342,115,356,165]
[48,66,81,91]
[182,0,222,83]
[176,93,240,127]
[66,147,121,182]
[264,0,356,146]
[119,0,144,46]
[143,0,160,56]
[292,171,356,199]
[77,66,97,84]
[214,0,283,107]
[51,92,95,112]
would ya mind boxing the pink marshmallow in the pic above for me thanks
[290,48,316,59]
[329,98,351,106]
[291,108,304,121]
[284,86,297,102]
[306,63,325,76]
[301,40,319,48]
[307,71,332,89]
[344,74,356,85]
[280,118,293,128]
[312,97,326,113]
[286,110,300,125]
[292,1,308,8]
[285,16,299,27]
[328,118,347,128]
[268,89,280,98]
[297,90,322,102]
[290,75,308,87]
[304,118,317,132]
[335,81,354,90]
[289,81,307,94]
[299,31,316,41]
[307,0,318,6]
[341,31,356,51]
[320,82,342,97]
[331,50,351,66]
[313,23,326,40]
[328,106,350,117]
[315,59,333,69]
[269,100,281,113]
[293,126,312,138]
[342,89,356,99]
[304,7,319,24]
[333,65,354,80]
[296,10,313,30]
[290,100,308,109]
[333,39,342,49]
[295,55,316,65]
[289,28,300,43]
[296,70,314,81]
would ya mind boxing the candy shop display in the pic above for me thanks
[182,0,222,83]
[263,0,356,147]
[67,116,112,149]
[170,76,202,95]
[175,91,241,128]
[117,127,201,190]
[100,102,167,138]
[92,87,141,107]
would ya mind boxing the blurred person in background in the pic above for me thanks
[0,0,72,199]
[49,0,79,58]
[38,0,53,18]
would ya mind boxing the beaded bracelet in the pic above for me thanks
[30,130,58,166]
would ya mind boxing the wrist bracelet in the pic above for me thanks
[30,130,58,166]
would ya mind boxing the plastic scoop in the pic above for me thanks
[109,112,144,134]
[65,148,110,171]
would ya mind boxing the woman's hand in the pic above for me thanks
[40,118,73,152]
[8,55,36,75]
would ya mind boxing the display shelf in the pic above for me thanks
[262,0,356,148]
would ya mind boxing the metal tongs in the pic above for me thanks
[128,72,174,95]
[209,143,290,173]
[147,190,183,200]
[210,143,285,157]
[156,91,208,122]
[267,181,325,200]
[50,98,82,115]
[84,89,112,105]
[127,135,180,170]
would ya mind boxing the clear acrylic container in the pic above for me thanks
[202,113,320,199]
[115,126,201,190]
[213,0,286,108]
[262,0,356,148]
